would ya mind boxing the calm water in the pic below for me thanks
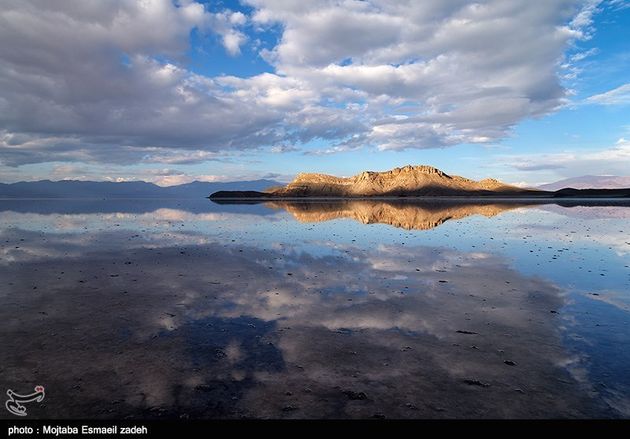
[1,199,629,419]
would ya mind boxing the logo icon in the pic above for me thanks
[5,386,45,416]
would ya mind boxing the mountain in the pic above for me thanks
[212,165,537,198]
[538,175,630,191]
[275,165,526,196]
[0,179,281,198]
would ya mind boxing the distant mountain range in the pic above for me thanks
[0,179,281,198]
[538,175,630,191]
[3,170,630,200]
[211,165,630,199]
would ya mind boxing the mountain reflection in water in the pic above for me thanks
[264,200,535,230]
[1,199,628,419]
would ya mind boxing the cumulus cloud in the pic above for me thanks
[0,0,603,167]
[248,0,600,150]
[205,9,249,55]
[0,0,281,166]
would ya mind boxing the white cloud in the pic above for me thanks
[586,83,630,105]
[148,173,226,186]
[0,1,282,166]
[500,138,630,176]
[246,0,599,150]
[270,144,299,153]
[0,0,604,167]
[203,9,249,56]
[608,0,630,11]
[44,164,230,186]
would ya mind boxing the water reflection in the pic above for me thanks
[0,199,628,419]
[264,200,535,230]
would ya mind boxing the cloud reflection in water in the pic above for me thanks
[1,199,628,418]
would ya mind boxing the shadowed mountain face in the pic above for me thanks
[266,200,534,231]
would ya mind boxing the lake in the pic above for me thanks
[1,198,629,419]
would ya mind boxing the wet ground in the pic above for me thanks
[1,199,629,419]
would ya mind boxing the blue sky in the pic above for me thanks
[0,0,629,186]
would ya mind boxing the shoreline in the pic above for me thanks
[209,195,630,202]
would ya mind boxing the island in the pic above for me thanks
[209,165,630,199]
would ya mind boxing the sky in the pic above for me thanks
[0,0,629,187]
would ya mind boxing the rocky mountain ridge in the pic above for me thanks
[270,165,525,197]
